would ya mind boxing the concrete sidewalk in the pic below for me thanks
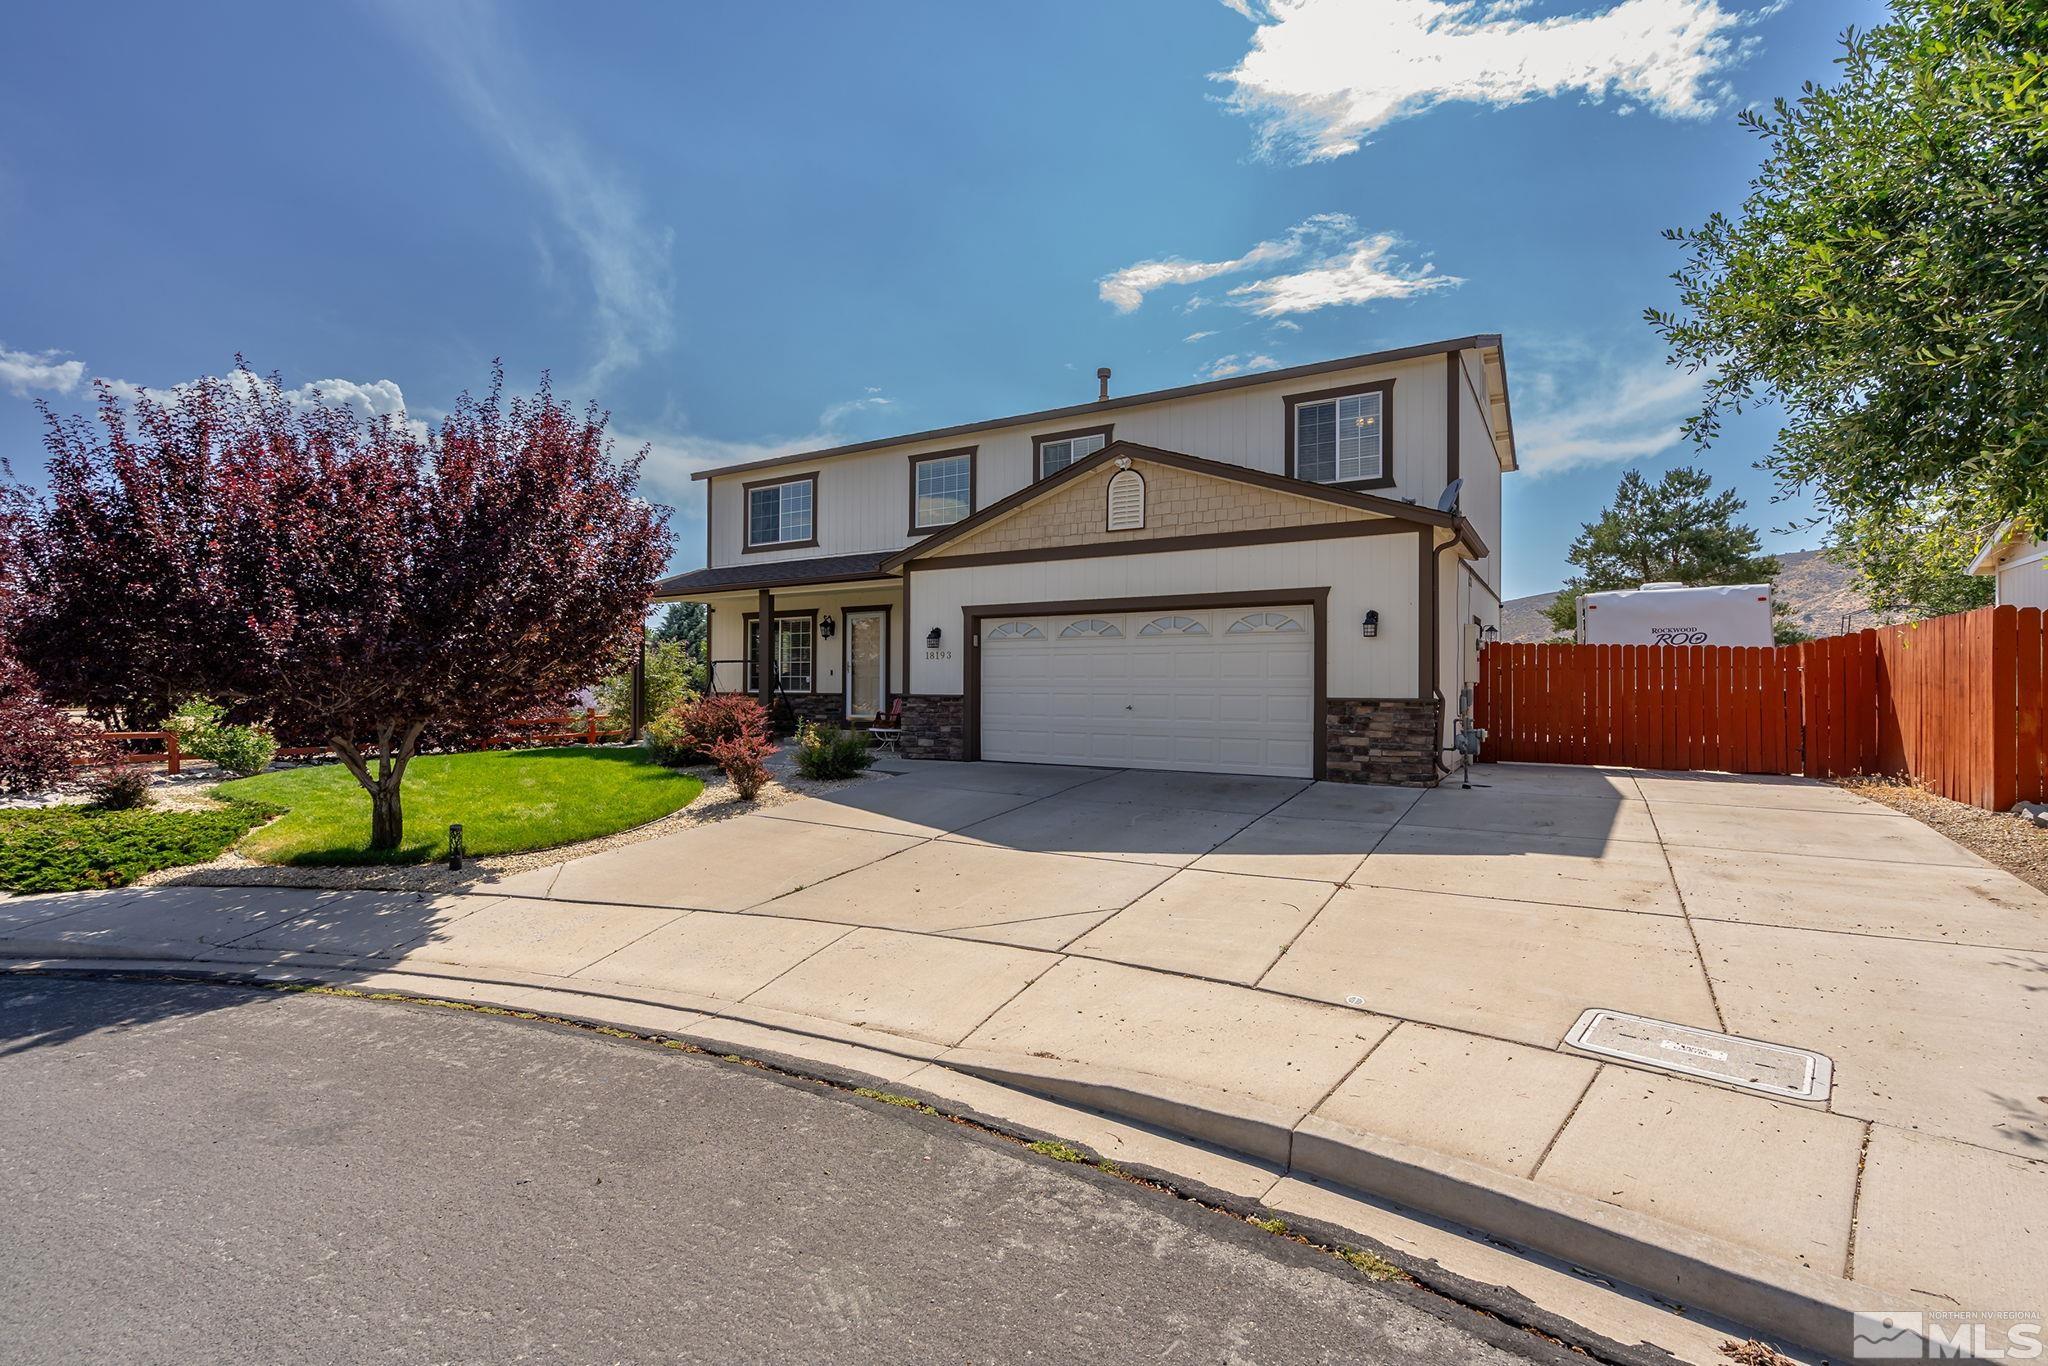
[4,760,2044,1360]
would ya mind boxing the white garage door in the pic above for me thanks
[978,607,1315,777]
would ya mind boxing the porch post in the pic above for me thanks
[628,628,646,743]
[756,588,775,715]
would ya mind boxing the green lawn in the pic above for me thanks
[218,746,704,866]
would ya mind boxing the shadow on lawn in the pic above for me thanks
[0,884,471,1057]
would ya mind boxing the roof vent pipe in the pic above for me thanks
[1096,367,1112,401]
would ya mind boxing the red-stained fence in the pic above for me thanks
[1474,605,2048,810]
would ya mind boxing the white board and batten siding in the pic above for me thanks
[706,356,1467,567]
[1994,534,2048,609]
[980,607,1314,777]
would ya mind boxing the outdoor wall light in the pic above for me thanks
[819,614,836,640]
[1480,624,1500,647]
[925,627,942,649]
[1361,610,1379,639]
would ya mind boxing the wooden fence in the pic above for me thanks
[1473,605,2048,810]
[93,712,626,772]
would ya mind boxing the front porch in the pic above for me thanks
[682,577,904,730]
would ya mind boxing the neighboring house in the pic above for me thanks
[1970,519,2048,609]
[655,335,1517,784]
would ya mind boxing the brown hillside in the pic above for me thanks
[1500,549,1877,642]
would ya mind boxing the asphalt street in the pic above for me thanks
[0,974,1564,1364]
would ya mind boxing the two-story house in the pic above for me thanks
[655,334,1517,785]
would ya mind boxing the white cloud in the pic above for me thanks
[1103,215,1454,318]
[1226,234,1458,315]
[623,391,901,510]
[1196,353,1281,380]
[376,0,673,387]
[1217,0,1751,161]
[1183,330,1219,343]
[1516,354,1702,475]
[0,345,86,397]
[818,388,893,428]
[1098,213,1352,313]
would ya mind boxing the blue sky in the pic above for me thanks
[0,0,1882,598]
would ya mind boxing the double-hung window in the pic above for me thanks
[1287,383,1391,487]
[744,475,816,550]
[1034,426,1112,479]
[909,448,975,532]
[745,615,815,693]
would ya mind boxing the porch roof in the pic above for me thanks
[654,550,897,598]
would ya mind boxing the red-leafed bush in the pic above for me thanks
[693,696,773,800]
[674,694,770,763]
[0,644,113,796]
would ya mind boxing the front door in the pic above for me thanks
[844,609,888,721]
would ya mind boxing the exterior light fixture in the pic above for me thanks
[926,627,942,649]
[1361,610,1380,639]
[1480,624,1500,647]
[819,614,836,641]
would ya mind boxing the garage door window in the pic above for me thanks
[1138,615,1208,636]
[1227,612,1304,634]
[1059,618,1123,638]
[986,621,1043,640]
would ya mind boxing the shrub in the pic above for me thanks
[678,693,767,754]
[83,764,154,809]
[167,696,278,777]
[0,798,282,893]
[701,697,773,800]
[595,640,705,725]
[643,706,703,768]
[0,645,112,795]
[793,722,873,780]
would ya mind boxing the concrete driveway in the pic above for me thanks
[5,757,2046,1351]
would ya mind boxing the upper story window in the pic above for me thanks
[1034,425,1112,479]
[1285,380,1393,489]
[908,447,975,533]
[744,474,816,551]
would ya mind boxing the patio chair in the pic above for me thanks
[867,696,906,757]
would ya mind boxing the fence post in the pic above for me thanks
[165,731,180,776]
[1988,606,2019,811]
[586,710,598,746]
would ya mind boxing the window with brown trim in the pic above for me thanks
[908,447,976,533]
[743,474,818,551]
[742,612,818,693]
[1034,424,1112,480]
[1284,380,1394,490]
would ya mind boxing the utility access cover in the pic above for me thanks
[1563,1009,1833,1102]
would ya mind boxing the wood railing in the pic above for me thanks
[79,713,626,772]
[1474,605,2048,810]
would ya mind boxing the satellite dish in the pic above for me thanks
[1436,478,1463,514]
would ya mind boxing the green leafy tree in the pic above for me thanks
[1544,467,1789,639]
[650,602,706,656]
[593,639,703,723]
[1648,0,2047,615]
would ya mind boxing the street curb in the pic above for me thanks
[1,950,1866,1359]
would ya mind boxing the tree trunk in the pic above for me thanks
[332,720,428,854]
[369,778,404,851]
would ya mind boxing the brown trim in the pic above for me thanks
[837,603,892,723]
[1283,379,1396,492]
[960,587,1331,781]
[908,517,1416,572]
[1416,530,1436,700]
[1444,351,1460,488]
[900,572,913,697]
[704,478,714,567]
[1033,424,1114,481]
[906,446,978,535]
[741,607,822,694]
[689,334,1504,481]
[1104,466,1145,532]
[884,438,1452,570]
[739,473,820,554]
